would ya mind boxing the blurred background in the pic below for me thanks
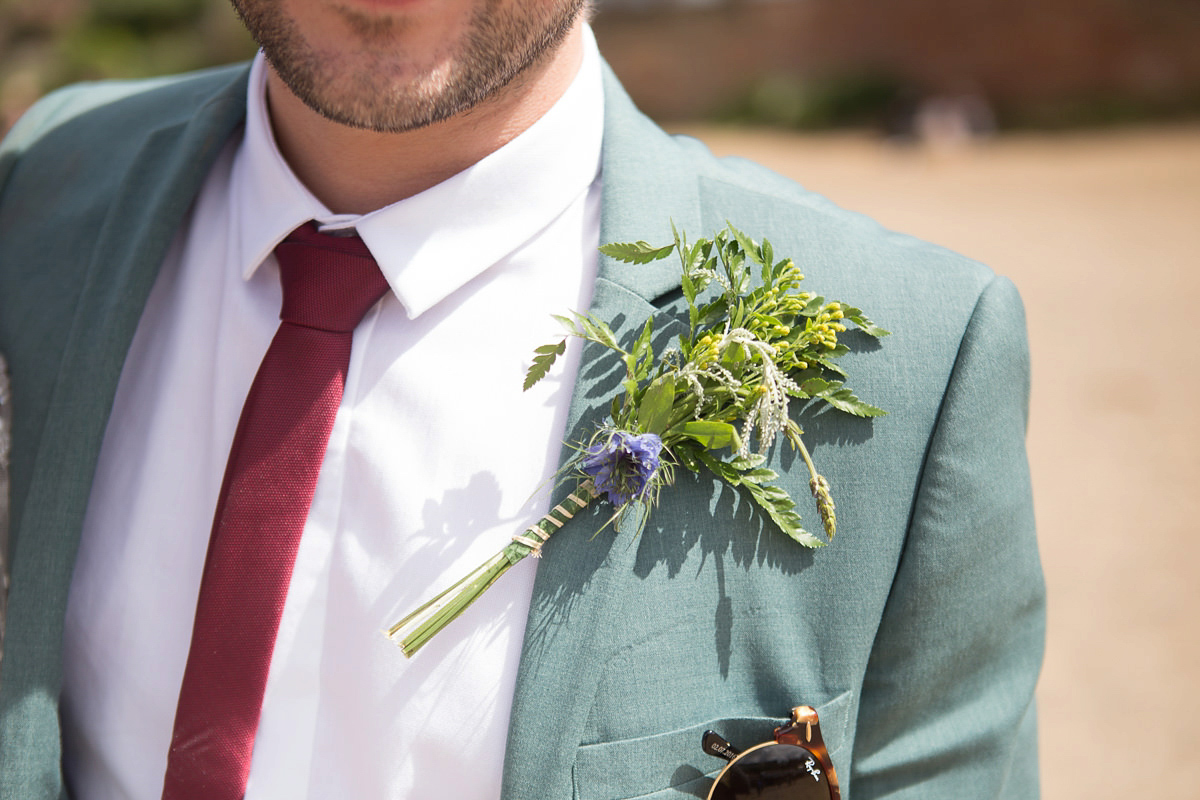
[2,0,1198,797]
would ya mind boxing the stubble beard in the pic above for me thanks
[230,0,585,133]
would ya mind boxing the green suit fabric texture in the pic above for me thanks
[0,61,1044,799]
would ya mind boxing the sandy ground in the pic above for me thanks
[670,122,1200,799]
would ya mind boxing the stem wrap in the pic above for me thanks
[386,481,597,657]
[509,481,599,558]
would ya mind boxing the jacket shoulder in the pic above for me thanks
[0,63,249,268]
[4,64,251,149]
[647,128,1028,450]
[0,64,250,203]
[674,131,996,296]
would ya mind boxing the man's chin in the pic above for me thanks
[280,68,487,133]
[255,0,585,133]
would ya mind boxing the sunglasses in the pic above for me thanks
[701,705,841,800]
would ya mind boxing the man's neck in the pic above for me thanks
[264,22,585,215]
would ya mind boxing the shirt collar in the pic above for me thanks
[229,27,605,319]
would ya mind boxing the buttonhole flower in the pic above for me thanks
[387,223,888,658]
[580,430,664,506]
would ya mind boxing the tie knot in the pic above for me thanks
[274,222,391,333]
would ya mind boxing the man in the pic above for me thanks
[0,0,1045,795]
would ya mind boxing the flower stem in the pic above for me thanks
[794,433,819,480]
[789,426,836,539]
[386,481,598,657]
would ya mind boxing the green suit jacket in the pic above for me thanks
[0,62,1044,799]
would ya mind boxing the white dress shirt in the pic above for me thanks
[61,28,604,799]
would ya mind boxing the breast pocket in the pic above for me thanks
[571,691,853,800]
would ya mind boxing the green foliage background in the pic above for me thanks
[1,0,256,129]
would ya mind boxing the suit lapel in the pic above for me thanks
[0,69,249,793]
[500,64,705,800]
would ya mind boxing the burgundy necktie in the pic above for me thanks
[161,223,389,800]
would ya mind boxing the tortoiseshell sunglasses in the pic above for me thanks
[701,705,841,800]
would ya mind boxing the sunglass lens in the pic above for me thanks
[711,743,831,800]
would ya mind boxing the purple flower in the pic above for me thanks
[580,430,664,507]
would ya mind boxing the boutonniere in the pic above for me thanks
[387,224,888,656]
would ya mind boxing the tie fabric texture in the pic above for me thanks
[162,223,389,800]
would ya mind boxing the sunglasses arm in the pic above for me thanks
[701,730,743,763]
